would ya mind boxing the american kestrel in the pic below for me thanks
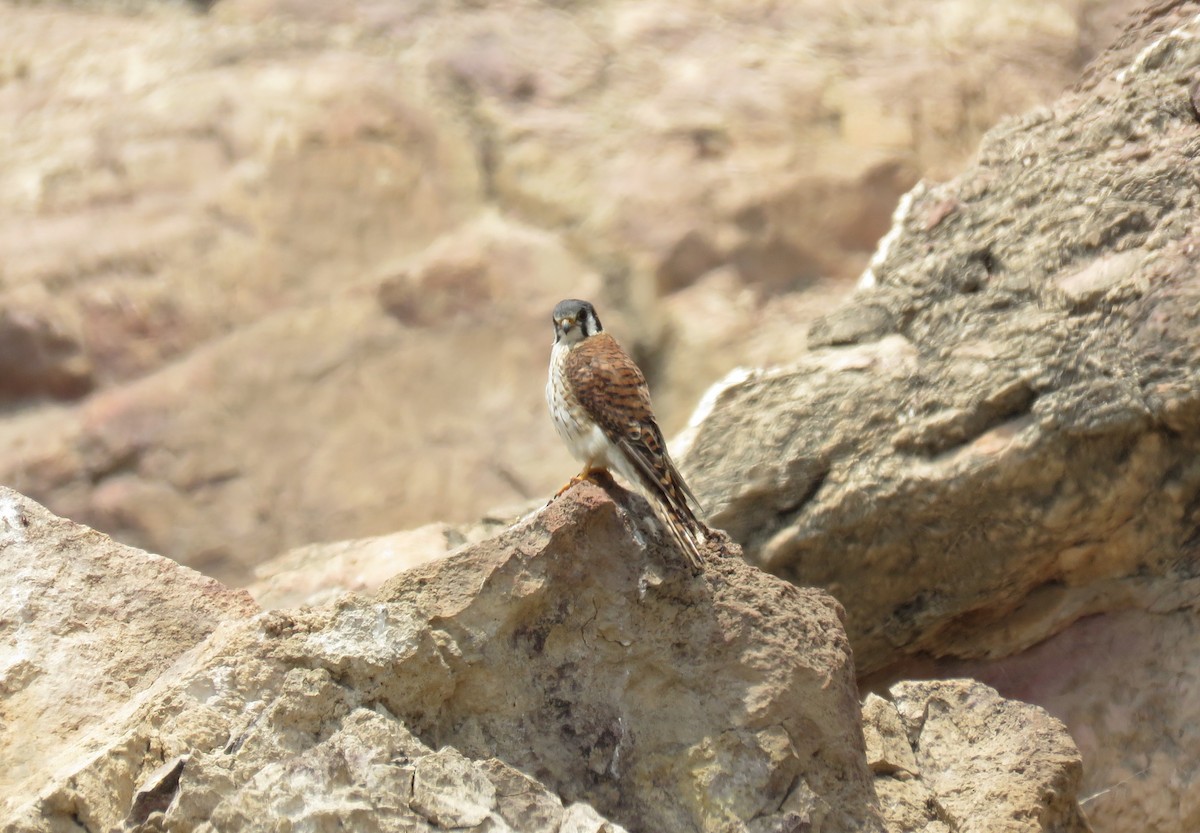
[546,298,708,573]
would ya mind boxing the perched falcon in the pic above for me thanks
[546,298,708,572]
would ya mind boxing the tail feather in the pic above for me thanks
[660,500,706,574]
[618,436,709,573]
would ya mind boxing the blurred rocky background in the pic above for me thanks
[0,0,1136,584]
[4,1,1199,832]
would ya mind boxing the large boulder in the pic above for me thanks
[683,0,1200,673]
[0,486,1089,832]
[679,3,1200,831]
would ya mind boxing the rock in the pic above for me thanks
[128,755,189,827]
[879,607,1200,833]
[246,516,507,609]
[889,680,1089,833]
[0,489,633,833]
[0,485,1094,833]
[484,758,573,833]
[0,214,598,585]
[0,284,92,401]
[409,747,497,828]
[0,482,875,832]
[189,706,604,833]
[0,487,257,816]
[864,679,1090,833]
[1010,609,1200,833]
[0,4,480,387]
[371,480,876,832]
[862,694,919,777]
[682,0,1200,675]
[655,269,858,428]
[680,4,1200,832]
[561,802,628,833]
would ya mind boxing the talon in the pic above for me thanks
[546,467,608,505]
[550,475,586,501]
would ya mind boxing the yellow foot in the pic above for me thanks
[547,468,607,504]
[551,475,586,500]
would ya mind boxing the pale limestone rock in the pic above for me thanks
[482,759,569,833]
[862,694,919,777]
[247,518,504,609]
[874,777,951,833]
[1,483,875,832]
[0,486,1096,832]
[0,487,257,817]
[892,608,1200,833]
[889,680,1090,833]
[366,481,878,832]
[865,680,1090,833]
[410,747,497,828]
[561,802,629,833]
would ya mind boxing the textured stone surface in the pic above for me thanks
[0,0,1135,582]
[0,486,1093,833]
[890,680,1089,833]
[880,607,1200,833]
[683,2,1200,675]
[679,5,1200,832]
[247,514,511,609]
[0,487,257,814]
[371,480,875,832]
[862,694,919,778]
[1,214,598,584]
[182,707,615,833]
[865,679,1089,833]
[0,483,873,832]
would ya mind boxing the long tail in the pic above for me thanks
[619,436,709,573]
[660,498,706,574]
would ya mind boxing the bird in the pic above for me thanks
[546,298,708,573]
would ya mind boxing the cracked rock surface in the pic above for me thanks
[683,0,1200,687]
[0,485,1089,832]
[679,4,1200,831]
[0,487,258,806]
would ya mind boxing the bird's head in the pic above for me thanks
[552,299,603,346]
